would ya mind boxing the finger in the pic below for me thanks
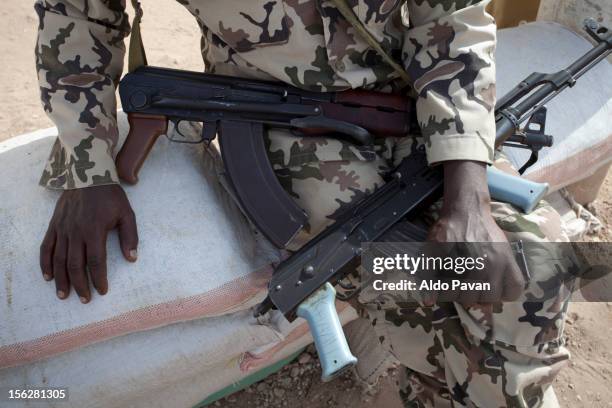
[118,210,138,262]
[479,276,503,304]
[40,225,56,281]
[53,236,70,300]
[457,278,480,308]
[67,238,90,304]
[86,231,108,295]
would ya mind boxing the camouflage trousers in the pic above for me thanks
[267,129,571,408]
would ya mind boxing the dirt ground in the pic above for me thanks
[1,2,610,408]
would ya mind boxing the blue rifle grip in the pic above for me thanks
[296,283,357,382]
[487,166,549,214]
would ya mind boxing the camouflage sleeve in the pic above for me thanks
[403,0,497,165]
[35,0,130,189]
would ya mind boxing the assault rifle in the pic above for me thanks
[117,67,418,248]
[116,21,610,381]
[117,70,545,247]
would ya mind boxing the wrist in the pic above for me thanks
[441,160,491,215]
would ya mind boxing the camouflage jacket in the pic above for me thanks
[35,0,497,189]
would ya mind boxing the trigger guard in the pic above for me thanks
[170,119,187,140]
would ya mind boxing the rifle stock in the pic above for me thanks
[116,113,168,184]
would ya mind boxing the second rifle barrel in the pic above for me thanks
[512,33,611,123]
[495,30,611,147]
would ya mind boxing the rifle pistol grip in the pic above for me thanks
[296,283,357,382]
[116,113,168,184]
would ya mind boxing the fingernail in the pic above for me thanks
[129,249,138,260]
[43,274,52,281]
[57,290,66,299]
[80,296,89,304]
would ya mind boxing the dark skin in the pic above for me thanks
[40,184,138,303]
[40,161,523,304]
[427,161,525,305]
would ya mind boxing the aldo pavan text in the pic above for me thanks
[371,254,492,292]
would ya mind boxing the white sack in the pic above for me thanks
[0,305,356,408]
[0,115,281,369]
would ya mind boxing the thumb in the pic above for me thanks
[118,209,139,262]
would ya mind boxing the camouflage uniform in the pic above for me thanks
[35,0,569,406]
[357,158,571,408]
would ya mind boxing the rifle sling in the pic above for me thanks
[128,0,148,72]
[329,0,413,87]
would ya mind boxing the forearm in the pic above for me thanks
[404,0,497,166]
[428,159,506,245]
[35,0,130,189]
[442,160,490,215]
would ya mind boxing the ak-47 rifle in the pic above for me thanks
[116,62,547,246]
[116,20,610,381]
[116,67,416,248]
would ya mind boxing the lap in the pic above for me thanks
[268,131,570,407]
[266,128,393,249]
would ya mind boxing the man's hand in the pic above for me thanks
[40,185,138,303]
[426,161,524,305]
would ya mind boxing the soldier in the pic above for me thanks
[35,1,570,406]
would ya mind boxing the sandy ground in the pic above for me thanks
[1,2,610,408]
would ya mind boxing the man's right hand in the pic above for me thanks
[40,184,138,303]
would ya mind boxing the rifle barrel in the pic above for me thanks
[495,29,611,147]
[513,38,611,120]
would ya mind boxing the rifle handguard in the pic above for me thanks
[116,113,168,184]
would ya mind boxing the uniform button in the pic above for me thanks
[335,59,346,72]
